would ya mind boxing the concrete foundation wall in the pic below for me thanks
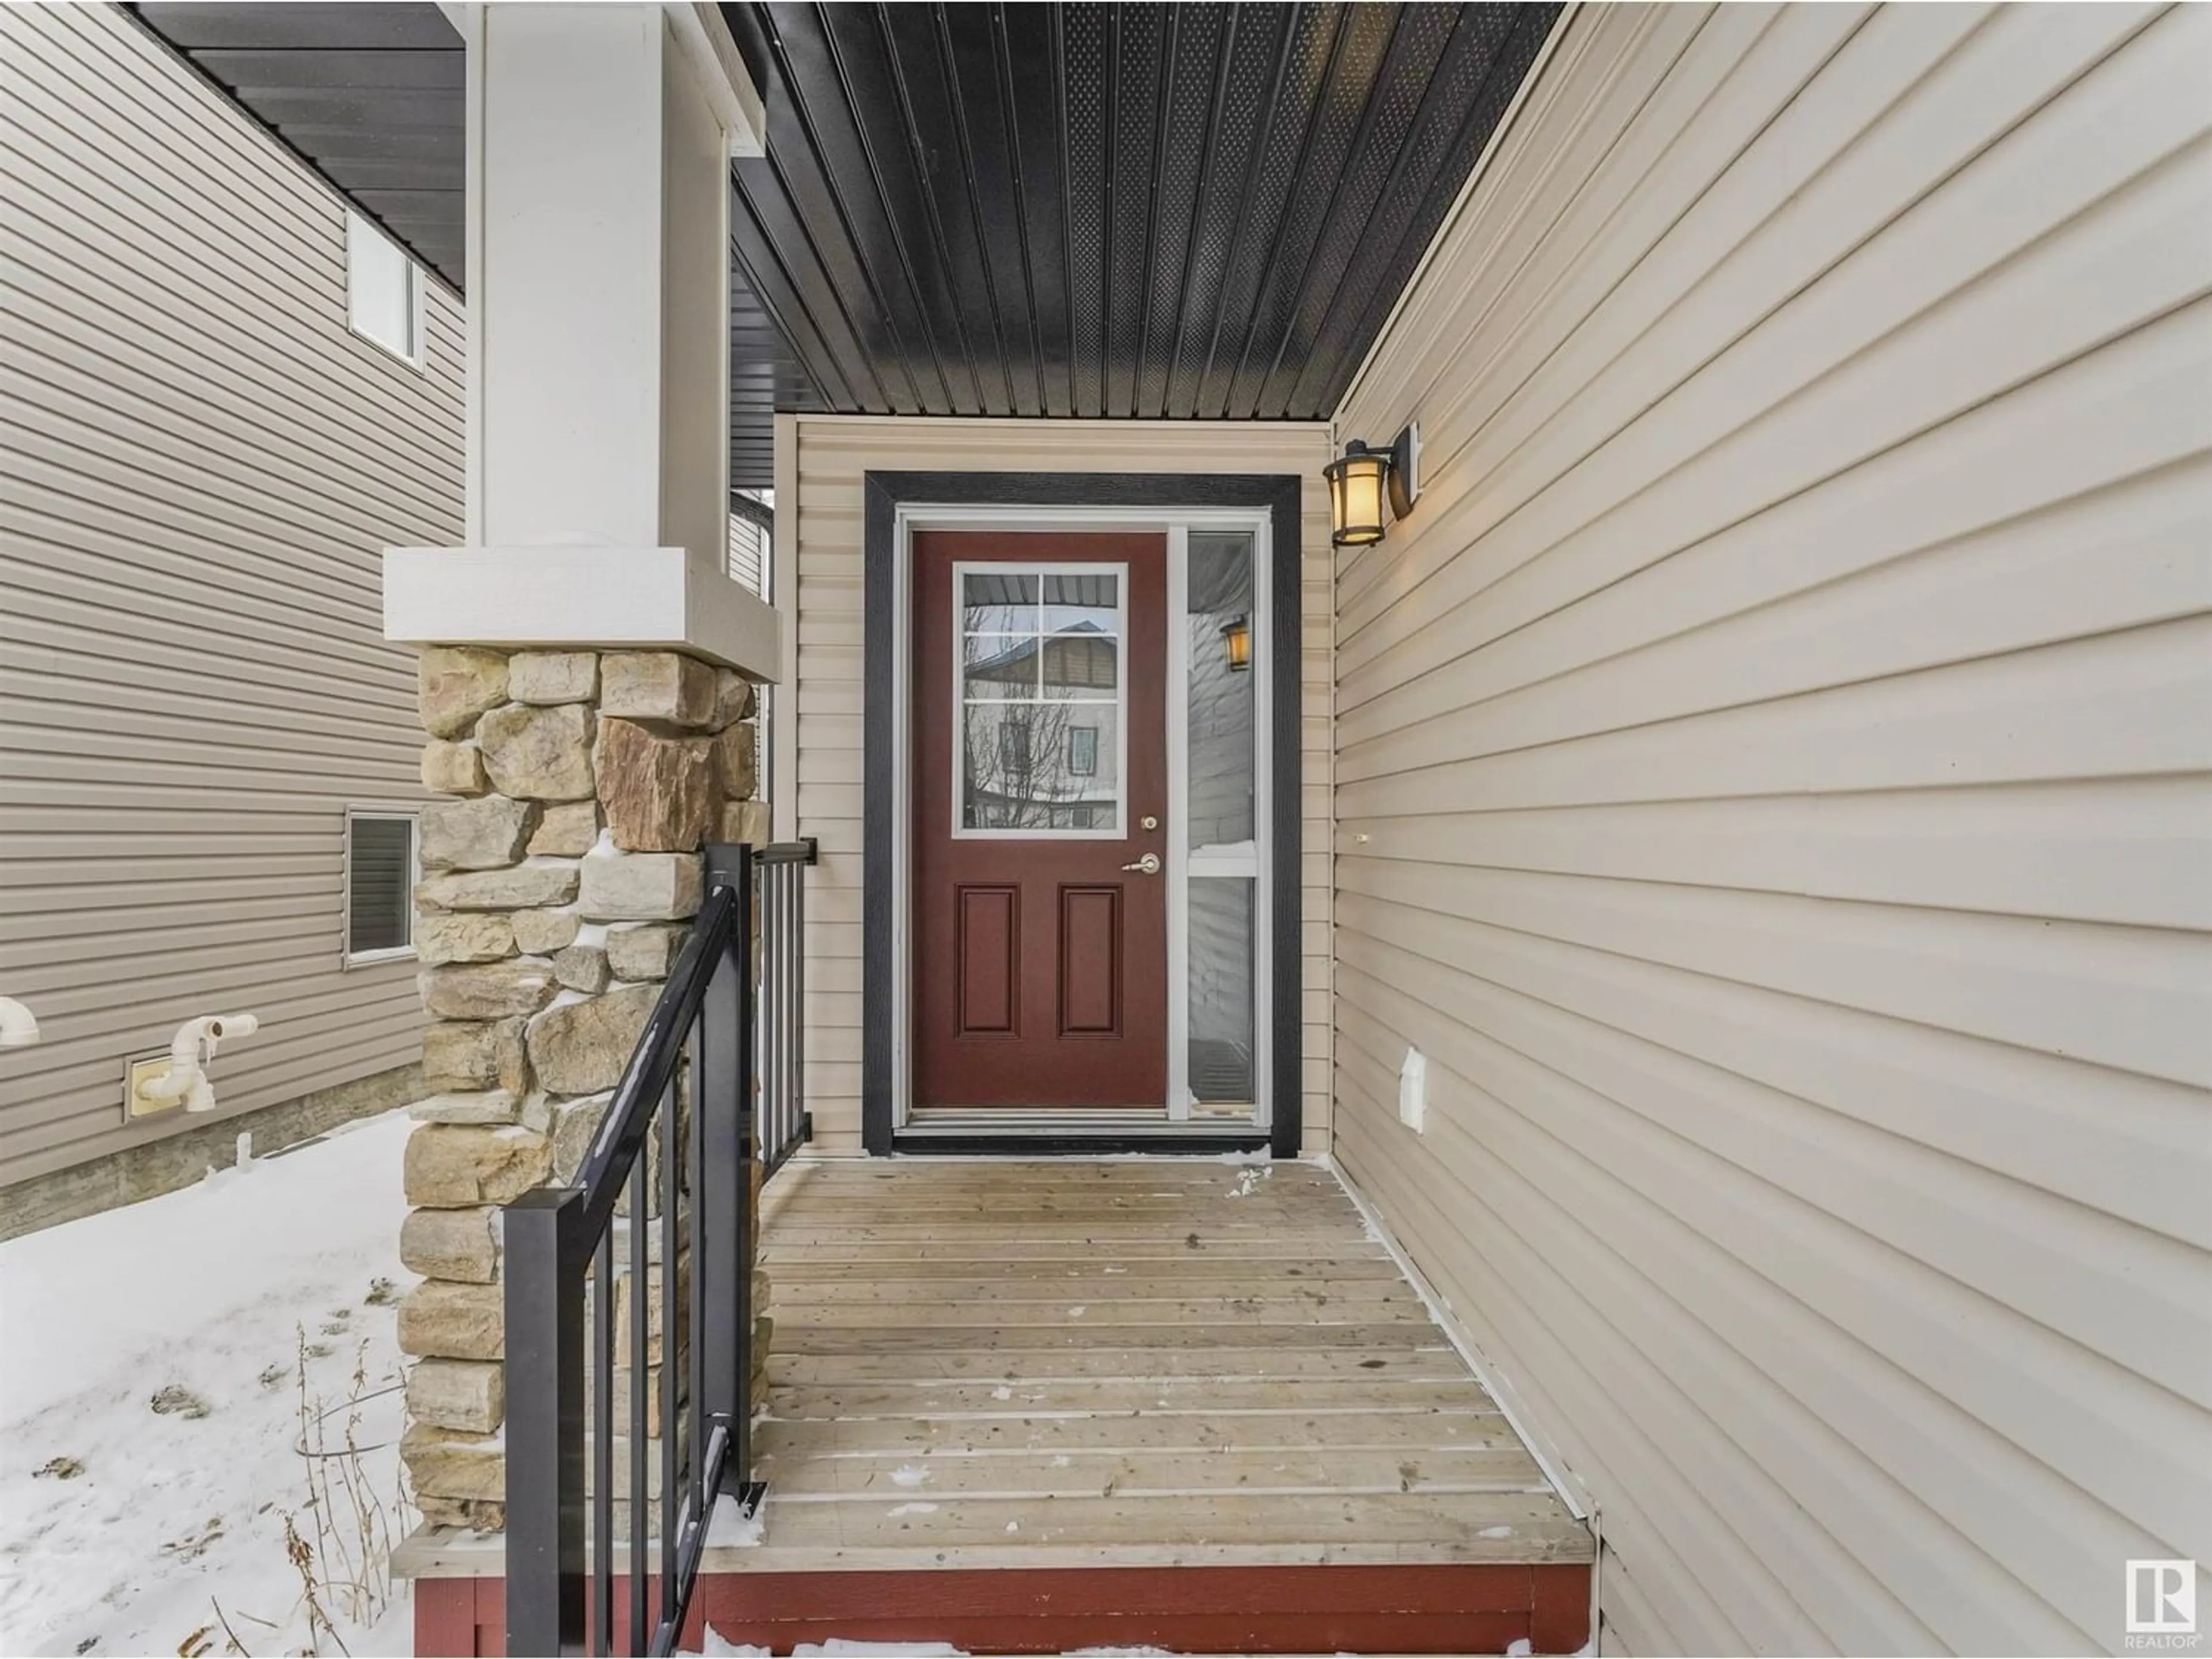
[0,1062,423,1242]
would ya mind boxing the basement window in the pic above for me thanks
[346,211,421,364]
[345,810,418,965]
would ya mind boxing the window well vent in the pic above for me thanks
[346,812,417,962]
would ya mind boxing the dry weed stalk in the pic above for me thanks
[209,1597,252,1657]
[281,1328,412,1653]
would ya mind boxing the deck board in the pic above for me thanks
[729,1158,1593,1574]
[768,1377,1499,1414]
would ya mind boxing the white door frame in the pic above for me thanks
[891,503,1275,1138]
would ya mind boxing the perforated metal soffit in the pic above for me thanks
[722,2,1559,429]
[126,3,1559,488]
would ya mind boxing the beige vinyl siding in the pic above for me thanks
[787,416,1334,1152]
[0,3,463,1187]
[1330,3,2212,1655]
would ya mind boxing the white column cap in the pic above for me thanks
[383,546,781,681]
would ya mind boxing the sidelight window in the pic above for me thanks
[956,565,1124,836]
[1180,530,1261,1107]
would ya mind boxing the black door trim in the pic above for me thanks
[863,471,1304,1158]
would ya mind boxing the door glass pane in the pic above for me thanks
[1188,876,1256,1105]
[963,633,1040,696]
[960,565,1121,834]
[1040,631,1118,695]
[963,570,1038,635]
[1041,571,1119,633]
[1186,532,1256,855]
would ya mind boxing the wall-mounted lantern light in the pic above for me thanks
[1325,442,1388,548]
[1221,614,1252,673]
[1325,422,1421,548]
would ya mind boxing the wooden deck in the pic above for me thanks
[696,1156,1592,1653]
[407,1156,1593,1655]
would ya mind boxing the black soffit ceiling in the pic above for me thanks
[125,4,1562,484]
[722,2,1560,422]
[127,5,469,290]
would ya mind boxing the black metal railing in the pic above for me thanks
[755,839,816,1177]
[503,839,816,1657]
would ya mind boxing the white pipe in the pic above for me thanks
[0,997,39,1049]
[141,1013,260,1112]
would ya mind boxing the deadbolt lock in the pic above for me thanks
[1140,815,1160,831]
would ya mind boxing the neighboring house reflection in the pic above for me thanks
[960,623,1122,831]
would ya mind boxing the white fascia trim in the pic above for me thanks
[662,2,766,157]
[384,546,782,680]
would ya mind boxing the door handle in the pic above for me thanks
[1120,853,1162,876]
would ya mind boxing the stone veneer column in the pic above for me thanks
[396,646,767,1532]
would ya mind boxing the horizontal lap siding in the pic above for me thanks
[1331,3,2212,1654]
[0,5,463,1185]
[789,417,1334,1153]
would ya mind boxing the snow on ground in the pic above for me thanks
[0,1112,416,1658]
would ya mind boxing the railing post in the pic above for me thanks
[698,843,758,1509]
[795,838,816,1149]
[505,1186,589,1657]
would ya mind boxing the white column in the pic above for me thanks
[385,3,777,679]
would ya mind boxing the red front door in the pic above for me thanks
[912,531,1168,1108]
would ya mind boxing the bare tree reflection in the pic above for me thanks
[961,627,1119,830]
